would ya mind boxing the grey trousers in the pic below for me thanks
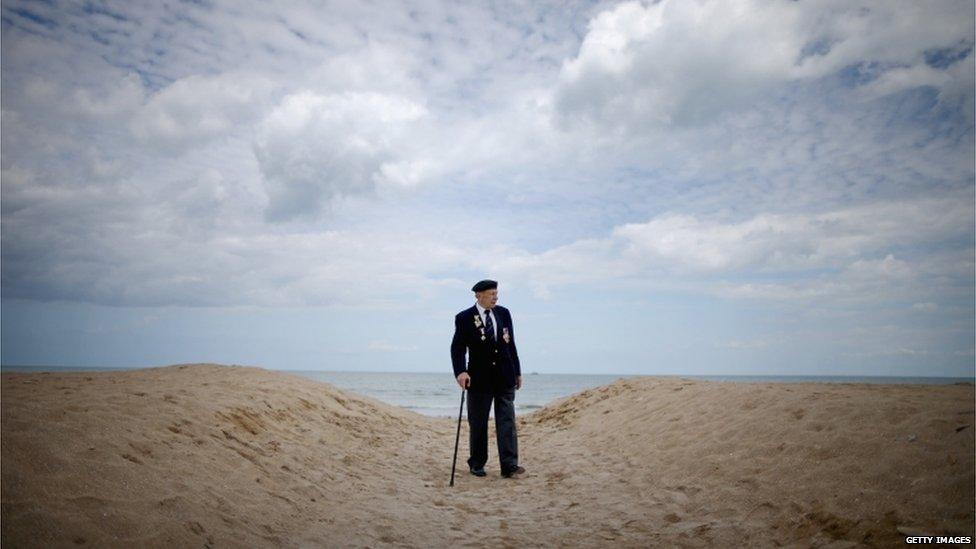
[466,388,519,473]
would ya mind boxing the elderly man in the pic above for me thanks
[451,279,525,478]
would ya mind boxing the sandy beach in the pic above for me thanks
[2,363,973,547]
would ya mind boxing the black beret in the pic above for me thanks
[471,279,497,292]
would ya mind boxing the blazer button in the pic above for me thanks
[492,362,496,365]
[494,349,498,353]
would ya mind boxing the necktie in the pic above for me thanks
[484,309,495,341]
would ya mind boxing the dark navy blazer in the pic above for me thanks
[451,304,522,392]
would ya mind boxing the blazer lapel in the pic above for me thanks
[467,305,482,337]
[496,309,509,341]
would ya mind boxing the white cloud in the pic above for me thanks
[0,0,971,325]
[555,0,974,131]
[130,72,276,153]
[70,72,145,120]
[253,91,428,222]
[612,196,971,273]
[486,194,972,304]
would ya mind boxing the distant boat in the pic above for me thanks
[530,371,539,375]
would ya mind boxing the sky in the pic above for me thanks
[1,0,974,377]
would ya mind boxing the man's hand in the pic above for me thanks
[456,372,470,390]
[516,376,522,390]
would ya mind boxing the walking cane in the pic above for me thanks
[449,385,466,486]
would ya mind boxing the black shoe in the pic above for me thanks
[469,466,486,477]
[501,466,525,478]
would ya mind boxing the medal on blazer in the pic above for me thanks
[474,313,486,340]
[502,327,510,343]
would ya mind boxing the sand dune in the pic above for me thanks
[2,364,972,547]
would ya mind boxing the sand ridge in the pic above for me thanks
[2,364,973,547]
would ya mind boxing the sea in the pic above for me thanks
[2,365,973,417]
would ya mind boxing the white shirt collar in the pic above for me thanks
[475,302,492,316]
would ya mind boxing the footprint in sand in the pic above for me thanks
[186,521,215,547]
[672,484,701,496]
[745,500,779,520]
[545,471,567,485]
[736,477,759,490]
